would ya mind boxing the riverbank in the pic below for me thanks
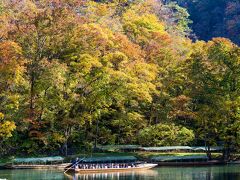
[0,152,225,163]
[2,151,240,169]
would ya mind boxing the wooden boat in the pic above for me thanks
[4,156,69,170]
[4,163,71,170]
[72,163,158,173]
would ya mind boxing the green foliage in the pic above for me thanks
[188,38,240,159]
[138,123,194,146]
[165,2,192,35]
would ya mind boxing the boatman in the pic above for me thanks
[71,157,79,169]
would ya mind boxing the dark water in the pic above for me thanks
[0,165,240,180]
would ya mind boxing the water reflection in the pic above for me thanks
[65,165,240,180]
[66,170,158,180]
[0,169,65,180]
[1,165,240,180]
[154,165,240,180]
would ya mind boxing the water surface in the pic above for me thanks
[0,165,240,180]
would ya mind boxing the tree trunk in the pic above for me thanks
[30,72,35,121]
[223,146,231,162]
[206,145,212,160]
[204,135,212,160]
[94,118,99,152]
[64,141,68,156]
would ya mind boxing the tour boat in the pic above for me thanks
[72,163,158,173]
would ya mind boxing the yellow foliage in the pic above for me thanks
[123,12,166,36]
[85,1,113,22]
[103,52,128,70]
[70,54,102,74]
[0,41,26,89]
[0,112,4,119]
[0,121,16,139]
[52,133,65,143]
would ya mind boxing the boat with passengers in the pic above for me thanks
[65,156,158,173]
[73,162,157,173]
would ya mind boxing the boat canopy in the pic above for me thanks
[97,145,141,151]
[151,155,208,162]
[141,146,193,151]
[80,156,137,163]
[13,156,64,163]
[97,145,223,152]
[141,146,223,152]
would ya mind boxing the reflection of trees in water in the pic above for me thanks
[69,165,240,180]
[213,173,240,180]
[1,169,65,180]
[4,165,240,180]
[159,166,240,180]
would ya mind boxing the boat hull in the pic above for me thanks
[74,164,158,173]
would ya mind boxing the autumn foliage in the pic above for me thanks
[0,0,240,160]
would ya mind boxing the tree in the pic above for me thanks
[0,41,25,155]
[188,38,240,160]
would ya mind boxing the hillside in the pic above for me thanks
[173,0,240,45]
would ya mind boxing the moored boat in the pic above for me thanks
[5,163,71,170]
[3,156,69,170]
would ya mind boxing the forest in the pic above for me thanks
[0,0,240,161]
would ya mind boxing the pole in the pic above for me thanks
[64,158,85,174]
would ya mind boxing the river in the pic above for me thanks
[0,165,240,180]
